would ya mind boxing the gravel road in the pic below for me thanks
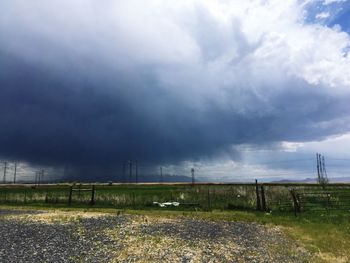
[0,209,310,262]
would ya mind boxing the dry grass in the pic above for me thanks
[3,210,107,224]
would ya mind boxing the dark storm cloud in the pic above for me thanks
[1,0,350,179]
[1,51,349,167]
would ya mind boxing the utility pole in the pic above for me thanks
[316,153,329,187]
[3,161,7,184]
[160,167,163,183]
[322,156,327,180]
[319,154,324,178]
[135,160,138,183]
[13,162,17,184]
[316,153,321,183]
[41,169,44,184]
[255,179,261,211]
[128,161,132,183]
[191,168,195,185]
[122,162,126,183]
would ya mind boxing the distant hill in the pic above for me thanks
[272,177,350,183]
[328,177,350,183]
[137,174,193,183]
[272,178,316,183]
[57,172,193,183]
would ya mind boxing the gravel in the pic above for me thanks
[140,219,309,262]
[0,211,127,263]
[0,209,310,262]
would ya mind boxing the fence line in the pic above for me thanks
[0,183,349,214]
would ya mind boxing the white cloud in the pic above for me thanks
[323,0,347,5]
[2,0,350,94]
[316,11,330,19]
[297,133,350,157]
[1,0,350,180]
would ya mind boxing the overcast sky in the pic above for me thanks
[1,0,350,182]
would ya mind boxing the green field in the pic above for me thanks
[0,183,350,212]
[1,182,350,262]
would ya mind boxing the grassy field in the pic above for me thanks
[0,183,349,212]
[0,183,263,210]
[1,183,350,262]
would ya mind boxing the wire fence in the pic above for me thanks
[0,183,349,215]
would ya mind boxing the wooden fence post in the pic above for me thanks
[255,179,261,211]
[90,185,95,205]
[68,186,73,206]
[261,185,267,211]
[207,188,211,210]
[326,193,331,216]
[290,189,300,216]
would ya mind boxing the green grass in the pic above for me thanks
[0,184,258,210]
[1,183,350,214]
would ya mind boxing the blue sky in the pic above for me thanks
[305,0,350,31]
[1,0,350,182]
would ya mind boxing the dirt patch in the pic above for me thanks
[0,209,310,262]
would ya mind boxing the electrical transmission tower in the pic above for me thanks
[135,160,138,183]
[3,161,7,184]
[40,169,44,184]
[160,167,163,183]
[191,168,195,185]
[122,162,126,183]
[34,171,38,185]
[316,153,329,186]
[122,160,139,183]
[128,160,132,183]
[13,162,17,184]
